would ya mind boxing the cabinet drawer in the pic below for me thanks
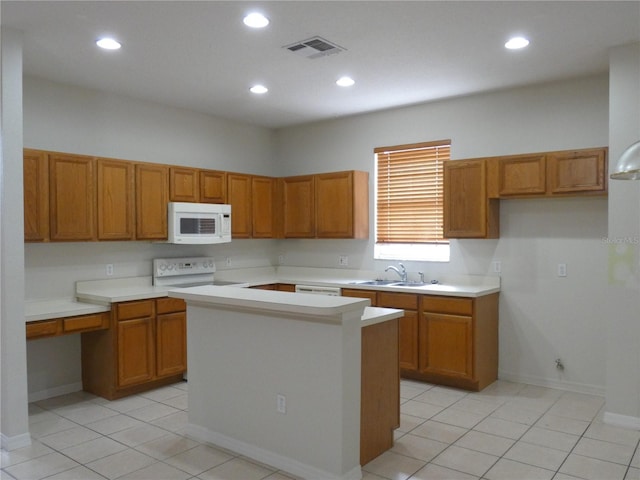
[342,288,377,305]
[377,292,418,310]
[26,320,60,339]
[423,296,473,315]
[156,297,186,315]
[277,284,296,292]
[64,312,109,333]
[251,284,277,290]
[116,300,154,320]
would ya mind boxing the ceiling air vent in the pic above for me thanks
[284,36,345,59]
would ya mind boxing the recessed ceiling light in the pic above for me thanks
[96,37,121,50]
[505,36,530,50]
[250,84,268,94]
[336,76,355,87]
[243,12,269,28]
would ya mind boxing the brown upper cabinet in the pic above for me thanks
[251,176,276,238]
[135,163,169,240]
[491,154,547,197]
[487,147,608,198]
[316,171,369,239]
[281,175,316,238]
[547,148,607,195]
[170,166,228,203]
[227,173,253,238]
[24,148,368,242]
[97,158,135,240]
[23,149,49,242]
[444,159,499,239]
[200,169,227,203]
[445,147,607,239]
[169,167,199,202]
[281,171,369,239]
[49,152,96,241]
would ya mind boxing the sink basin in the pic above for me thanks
[353,280,399,286]
[390,282,430,287]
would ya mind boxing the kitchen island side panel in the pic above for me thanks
[185,304,362,480]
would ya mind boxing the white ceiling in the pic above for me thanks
[2,1,639,129]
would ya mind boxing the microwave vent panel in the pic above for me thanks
[284,36,346,59]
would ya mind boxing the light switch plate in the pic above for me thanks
[557,263,567,277]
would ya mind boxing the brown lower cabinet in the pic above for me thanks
[377,292,419,372]
[249,283,296,291]
[26,312,109,340]
[360,317,399,464]
[82,297,186,400]
[342,288,499,391]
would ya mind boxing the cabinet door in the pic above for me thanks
[49,153,96,241]
[377,292,419,372]
[282,175,315,238]
[341,288,377,306]
[421,313,473,379]
[170,167,199,202]
[135,163,168,240]
[252,176,275,238]
[117,317,155,387]
[497,155,546,196]
[444,159,498,238]
[547,149,607,194]
[316,171,354,238]
[97,158,135,240]
[23,149,49,242]
[200,169,227,203]
[398,311,419,371]
[156,311,187,377]
[227,173,252,238]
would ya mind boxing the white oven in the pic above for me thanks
[153,256,248,288]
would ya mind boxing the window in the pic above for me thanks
[375,140,450,262]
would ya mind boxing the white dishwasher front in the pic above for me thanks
[294,285,342,296]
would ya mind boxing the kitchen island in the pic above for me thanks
[169,286,403,480]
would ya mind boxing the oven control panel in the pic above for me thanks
[153,256,216,278]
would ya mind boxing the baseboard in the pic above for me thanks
[185,423,362,480]
[28,382,83,403]
[498,371,605,397]
[603,411,640,430]
[1,431,32,451]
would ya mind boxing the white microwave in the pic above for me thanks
[168,202,232,244]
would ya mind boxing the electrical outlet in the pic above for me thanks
[225,257,232,267]
[492,261,501,273]
[276,394,286,414]
[557,263,567,277]
[339,255,349,266]
[106,264,114,276]
[278,254,284,265]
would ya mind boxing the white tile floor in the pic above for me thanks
[1,379,638,480]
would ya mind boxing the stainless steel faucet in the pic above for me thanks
[385,263,407,282]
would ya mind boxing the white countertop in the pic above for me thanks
[25,298,110,323]
[28,267,499,322]
[75,276,173,305]
[216,267,501,297]
[361,306,404,327]
[170,285,402,327]
[169,285,371,322]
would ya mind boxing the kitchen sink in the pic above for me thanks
[352,280,399,286]
[352,280,434,287]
